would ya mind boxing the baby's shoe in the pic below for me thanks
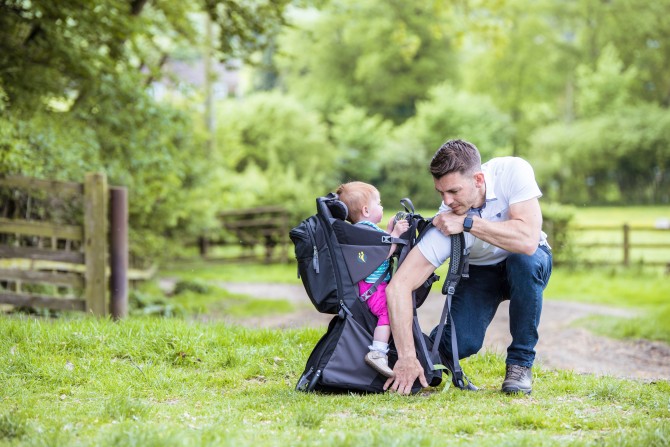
[364,350,395,378]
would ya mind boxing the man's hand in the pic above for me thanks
[383,356,428,395]
[433,211,466,235]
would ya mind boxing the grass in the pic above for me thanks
[544,268,670,308]
[568,206,670,226]
[0,316,668,447]
[128,278,295,320]
[157,256,670,343]
[160,259,301,285]
[543,268,670,344]
[564,205,670,266]
[2,204,669,445]
[578,306,670,345]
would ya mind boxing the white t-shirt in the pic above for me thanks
[418,156,549,267]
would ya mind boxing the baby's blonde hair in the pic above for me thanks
[336,181,378,223]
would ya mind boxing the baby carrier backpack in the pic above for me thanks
[290,193,475,393]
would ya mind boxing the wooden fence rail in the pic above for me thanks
[567,223,670,268]
[0,173,128,317]
[198,206,290,263]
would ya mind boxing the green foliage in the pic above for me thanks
[215,92,336,219]
[541,202,576,265]
[529,104,670,205]
[173,279,212,296]
[576,44,639,119]
[129,290,186,318]
[0,0,292,264]
[203,1,291,63]
[572,0,670,107]
[275,0,459,123]
[377,83,513,208]
[578,304,670,344]
[330,105,393,183]
[462,0,573,154]
[0,411,27,440]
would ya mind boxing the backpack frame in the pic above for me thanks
[290,194,474,393]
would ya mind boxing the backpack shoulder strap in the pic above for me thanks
[430,232,476,390]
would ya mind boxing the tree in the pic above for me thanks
[377,83,513,208]
[573,0,670,107]
[329,106,393,183]
[575,44,638,119]
[462,0,578,155]
[0,0,292,261]
[274,0,459,123]
[214,92,337,219]
[528,105,670,205]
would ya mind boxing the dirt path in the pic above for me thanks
[215,282,670,381]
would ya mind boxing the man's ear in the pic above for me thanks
[474,171,485,188]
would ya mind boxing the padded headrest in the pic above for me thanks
[327,200,348,221]
[317,193,349,221]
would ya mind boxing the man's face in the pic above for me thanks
[434,171,482,215]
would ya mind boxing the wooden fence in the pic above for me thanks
[198,206,290,263]
[0,173,128,317]
[566,223,670,269]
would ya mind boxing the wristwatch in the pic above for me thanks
[463,216,474,233]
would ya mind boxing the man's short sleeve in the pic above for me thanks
[417,227,453,268]
[504,158,542,205]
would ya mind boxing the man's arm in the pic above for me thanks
[384,247,437,394]
[434,197,542,255]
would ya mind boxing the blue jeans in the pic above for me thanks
[430,245,552,368]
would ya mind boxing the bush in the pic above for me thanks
[215,92,337,220]
[541,202,576,266]
[173,279,211,296]
[378,83,514,209]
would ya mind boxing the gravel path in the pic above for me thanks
[213,282,670,381]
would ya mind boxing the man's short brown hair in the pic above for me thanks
[429,139,482,178]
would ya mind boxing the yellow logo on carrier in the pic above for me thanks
[357,251,367,263]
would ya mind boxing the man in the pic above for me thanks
[385,139,552,395]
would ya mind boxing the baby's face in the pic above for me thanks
[366,190,384,224]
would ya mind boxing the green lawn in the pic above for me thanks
[2,208,669,446]
[568,206,670,226]
[158,253,670,344]
[160,259,301,285]
[0,317,668,447]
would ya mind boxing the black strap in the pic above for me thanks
[430,232,471,389]
[358,263,392,302]
[381,235,407,245]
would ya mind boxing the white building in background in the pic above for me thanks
[150,57,242,102]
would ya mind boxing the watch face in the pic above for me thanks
[464,217,473,232]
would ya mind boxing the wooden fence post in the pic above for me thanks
[84,173,108,316]
[623,223,630,267]
[109,187,128,319]
[280,211,289,263]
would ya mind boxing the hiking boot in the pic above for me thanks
[364,351,395,378]
[502,364,532,394]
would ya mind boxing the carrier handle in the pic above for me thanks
[399,197,415,214]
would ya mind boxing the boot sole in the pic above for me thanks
[502,386,532,395]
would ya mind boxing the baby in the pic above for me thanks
[336,181,409,377]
